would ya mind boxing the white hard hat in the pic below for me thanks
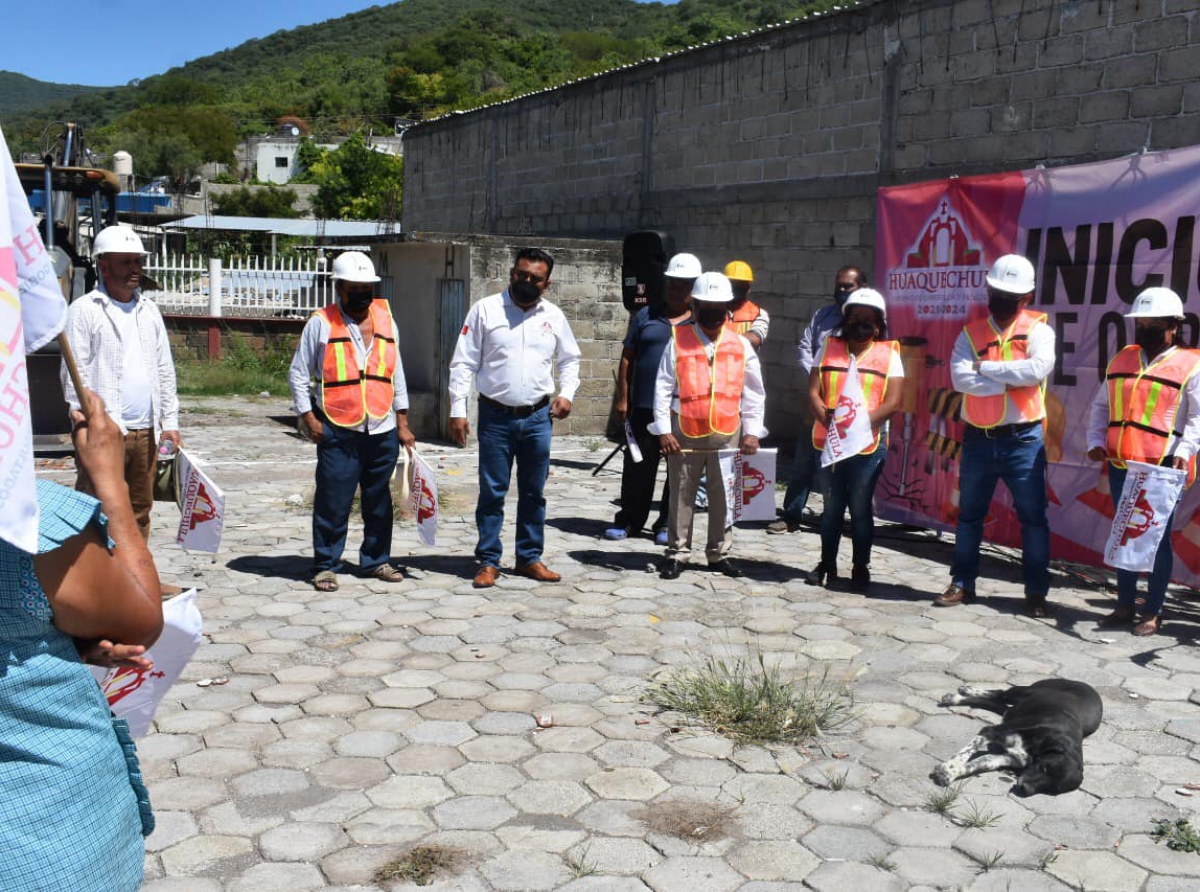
[93,226,146,256]
[332,251,380,283]
[842,287,888,324]
[665,252,702,280]
[691,271,734,303]
[1126,286,1185,320]
[986,254,1036,295]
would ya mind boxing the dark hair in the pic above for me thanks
[834,305,887,340]
[837,266,868,286]
[514,247,554,277]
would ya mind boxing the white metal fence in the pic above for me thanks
[142,254,391,319]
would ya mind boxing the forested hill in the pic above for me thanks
[0,71,110,117]
[3,0,843,172]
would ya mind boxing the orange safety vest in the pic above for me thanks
[1105,344,1200,488]
[674,323,746,438]
[812,338,899,454]
[727,300,763,337]
[960,309,1048,428]
[318,300,399,429]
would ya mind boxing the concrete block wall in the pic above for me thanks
[403,0,1200,437]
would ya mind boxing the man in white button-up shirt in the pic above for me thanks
[61,226,181,540]
[448,248,582,589]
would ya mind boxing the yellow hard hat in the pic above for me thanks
[724,260,754,283]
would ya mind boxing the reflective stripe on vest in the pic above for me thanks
[812,338,899,454]
[727,300,762,336]
[960,309,1048,428]
[1105,344,1200,488]
[674,323,746,438]
[318,300,399,428]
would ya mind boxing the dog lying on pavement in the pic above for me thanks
[931,679,1103,796]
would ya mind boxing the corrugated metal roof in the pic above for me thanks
[163,215,398,238]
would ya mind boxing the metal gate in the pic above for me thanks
[436,279,467,438]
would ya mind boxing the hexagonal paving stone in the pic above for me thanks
[458,736,537,763]
[160,835,255,876]
[224,862,326,892]
[447,762,525,795]
[259,822,348,862]
[642,856,744,892]
[333,730,404,758]
[586,768,669,801]
[405,720,478,747]
[728,840,820,881]
[594,741,671,768]
[888,846,978,888]
[231,768,310,798]
[803,861,905,892]
[802,825,892,860]
[366,774,453,809]
[429,792,518,829]
[567,837,662,874]
[309,756,393,789]
[1047,849,1149,891]
[479,850,571,890]
[508,780,593,816]
[1116,834,1200,878]
[524,752,602,781]
[533,726,606,753]
[176,747,259,779]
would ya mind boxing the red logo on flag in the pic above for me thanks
[1120,488,1156,546]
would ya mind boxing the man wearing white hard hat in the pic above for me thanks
[606,252,699,543]
[61,225,182,539]
[1085,287,1200,637]
[650,271,767,580]
[289,251,415,592]
[938,254,1056,616]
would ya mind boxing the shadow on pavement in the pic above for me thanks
[227,554,312,580]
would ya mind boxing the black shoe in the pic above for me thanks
[709,559,744,579]
[805,562,837,586]
[1025,597,1050,619]
[850,565,870,593]
[660,560,683,580]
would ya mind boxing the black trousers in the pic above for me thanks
[614,407,669,533]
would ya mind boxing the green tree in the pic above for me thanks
[305,135,403,220]
[102,106,237,180]
[211,185,301,218]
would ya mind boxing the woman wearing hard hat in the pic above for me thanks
[804,288,903,592]
[1086,287,1200,636]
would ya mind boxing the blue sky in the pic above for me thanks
[6,0,670,87]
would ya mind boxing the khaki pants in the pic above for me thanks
[76,428,156,540]
[665,420,737,564]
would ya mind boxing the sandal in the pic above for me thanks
[313,570,338,592]
[1133,615,1161,637]
[372,563,405,582]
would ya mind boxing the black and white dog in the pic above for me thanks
[932,680,1103,796]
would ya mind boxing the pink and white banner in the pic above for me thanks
[176,450,225,553]
[0,124,67,553]
[876,143,1200,585]
[409,450,439,546]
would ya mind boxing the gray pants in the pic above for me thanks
[666,422,737,564]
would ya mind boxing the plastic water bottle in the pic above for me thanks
[159,441,176,458]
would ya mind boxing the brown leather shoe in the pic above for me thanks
[934,583,973,607]
[473,566,500,588]
[513,561,562,582]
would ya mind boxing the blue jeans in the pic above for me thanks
[312,420,400,574]
[951,424,1050,598]
[781,423,824,522]
[476,400,552,568]
[1109,463,1175,616]
[821,445,887,568]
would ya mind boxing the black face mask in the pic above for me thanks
[1135,326,1169,353]
[696,304,728,329]
[510,280,541,305]
[731,284,751,303]
[342,290,373,312]
[988,294,1022,321]
[835,288,854,306]
[845,321,876,342]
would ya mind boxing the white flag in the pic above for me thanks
[92,588,203,738]
[0,123,67,553]
[718,447,778,526]
[820,356,875,467]
[409,449,439,546]
[176,449,225,552]
[1104,461,1186,572]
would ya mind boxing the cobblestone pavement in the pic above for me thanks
[44,396,1200,891]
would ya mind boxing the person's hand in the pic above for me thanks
[397,419,417,453]
[614,398,628,423]
[72,390,125,485]
[1171,455,1188,471]
[76,638,153,670]
[550,397,573,420]
[449,417,470,447]
[659,433,682,455]
[301,412,324,443]
[1086,446,1107,462]
[740,434,760,455]
[160,430,183,451]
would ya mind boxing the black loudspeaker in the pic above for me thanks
[622,230,675,314]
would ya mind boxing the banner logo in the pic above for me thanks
[887,199,987,319]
